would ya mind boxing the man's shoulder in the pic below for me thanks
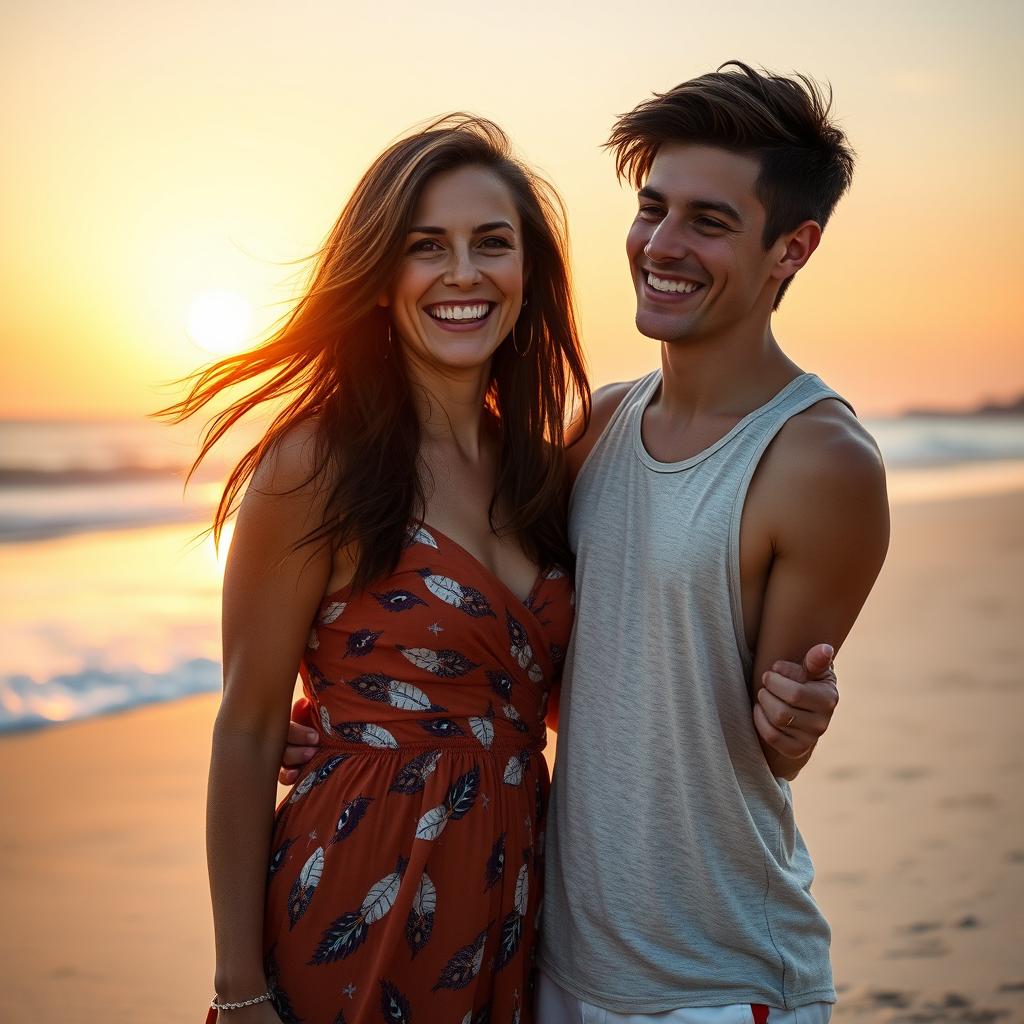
[754,395,888,540]
[772,397,885,489]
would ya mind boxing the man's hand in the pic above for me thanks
[279,697,320,786]
[753,643,838,762]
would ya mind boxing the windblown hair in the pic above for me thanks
[159,115,589,592]
[607,60,855,306]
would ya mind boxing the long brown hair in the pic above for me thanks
[159,115,590,592]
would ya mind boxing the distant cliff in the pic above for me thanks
[904,395,1024,418]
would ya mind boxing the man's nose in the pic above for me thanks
[643,222,688,263]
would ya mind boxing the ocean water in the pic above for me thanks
[1,415,1022,733]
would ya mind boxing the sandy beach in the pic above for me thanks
[1,489,1022,1023]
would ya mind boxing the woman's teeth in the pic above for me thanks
[427,303,491,321]
[647,273,701,294]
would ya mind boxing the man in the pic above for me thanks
[535,63,888,1022]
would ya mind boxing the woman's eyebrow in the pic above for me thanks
[407,220,515,235]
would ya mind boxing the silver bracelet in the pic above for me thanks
[211,989,273,1011]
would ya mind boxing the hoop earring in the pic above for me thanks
[512,320,532,357]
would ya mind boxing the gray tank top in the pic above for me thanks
[539,370,847,1012]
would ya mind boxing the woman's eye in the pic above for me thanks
[480,236,512,250]
[409,238,442,253]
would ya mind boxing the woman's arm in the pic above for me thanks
[208,423,333,1009]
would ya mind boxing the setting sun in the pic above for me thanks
[185,289,253,356]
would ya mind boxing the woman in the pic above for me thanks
[165,116,588,1022]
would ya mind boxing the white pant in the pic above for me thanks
[536,970,832,1024]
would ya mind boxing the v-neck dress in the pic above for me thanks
[220,525,573,1024]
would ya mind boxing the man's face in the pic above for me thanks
[625,143,783,345]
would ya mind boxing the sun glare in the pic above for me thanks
[186,289,253,356]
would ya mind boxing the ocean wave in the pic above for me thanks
[869,417,1024,467]
[0,659,222,733]
[0,464,186,488]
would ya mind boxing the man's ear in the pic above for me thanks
[770,220,822,283]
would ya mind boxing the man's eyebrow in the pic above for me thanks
[637,187,742,224]
[690,198,742,223]
[637,186,666,204]
[407,220,515,235]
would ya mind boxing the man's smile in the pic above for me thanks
[645,272,704,295]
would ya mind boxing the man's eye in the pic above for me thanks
[695,217,727,231]
[638,205,663,220]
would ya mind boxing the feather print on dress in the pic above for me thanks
[308,858,407,965]
[505,611,543,683]
[502,703,530,733]
[307,662,333,692]
[404,870,437,958]
[432,924,490,991]
[373,589,427,613]
[389,749,443,794]
[484,832,506,892]
[415,766,480,841]
[468,703,495,750]
[314,754,349,786]
[287,847,323,928]
[486,670,514,700]
[417,569,496,618]
[330,795,373,845]
[502,750,531,787]
[494,857,530,971]
[344,628,382,658]
[419,716,466,738]
[347,673,445,713]
[289,754,350,805]
[404,524,438,549]
[269,837,297,880]
[332,721,399,749]
[379,980,413,1024]
[320,601,347,624]
[397,646,480,678]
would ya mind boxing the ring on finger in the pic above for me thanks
[785,714,795,728]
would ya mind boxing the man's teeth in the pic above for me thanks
[428,303,490,321]
[647,273,701,295]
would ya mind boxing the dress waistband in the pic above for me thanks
[315,715,547,756]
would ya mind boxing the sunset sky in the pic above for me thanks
[3,0,1022,419]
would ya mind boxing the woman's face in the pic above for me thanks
[383,164,525,375]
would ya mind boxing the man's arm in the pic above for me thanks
[748,403,890,780]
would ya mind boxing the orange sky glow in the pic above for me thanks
[2,0,1022,419]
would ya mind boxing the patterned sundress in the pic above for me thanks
[209,524,573,1024]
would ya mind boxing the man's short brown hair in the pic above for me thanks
[608,61,855,306]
